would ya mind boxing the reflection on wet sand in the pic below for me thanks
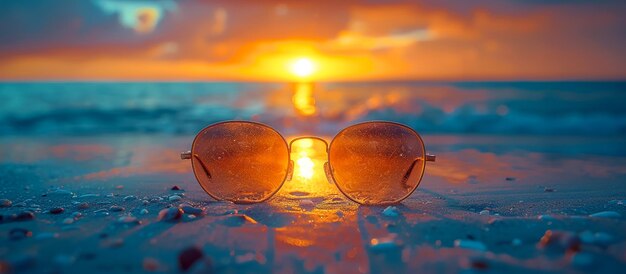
[279,138,336,198]
[2,136,626,273]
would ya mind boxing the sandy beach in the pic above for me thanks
[1,133,625,273]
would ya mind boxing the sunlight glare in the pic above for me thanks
[296,155,315,180]
[290,58,315,78]
[283,138,337,197]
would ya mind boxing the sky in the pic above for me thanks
[0,0,625,81]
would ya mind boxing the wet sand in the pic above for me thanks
[1,135,625,273]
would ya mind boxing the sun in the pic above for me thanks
[290,58,316,78]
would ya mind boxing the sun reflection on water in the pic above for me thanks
[292,82,316,116]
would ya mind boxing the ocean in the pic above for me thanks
[1,81,625,138]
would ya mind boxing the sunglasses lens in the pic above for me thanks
[191,122,289,203]
[329,122,425,205]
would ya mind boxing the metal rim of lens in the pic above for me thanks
[190,120,290,204]
[327,121,427,205]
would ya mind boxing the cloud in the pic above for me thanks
[94,0,177,34]
[0,0,624,80]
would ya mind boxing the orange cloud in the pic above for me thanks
[0,1,624,80]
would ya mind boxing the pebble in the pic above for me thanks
[13,211,35,221]
[469,257,489,270]
[26,207,42,213]
[108,238,125,248]
[539,230,581,252]
[0,199,12,207]
[479,210,490,216]
[454,239,487,251]
[571,252,594,268]
[158,207,183,221]
[168,195,182,202]
[370,234,402,251]
[171,185,182,191]
[45,189,75,197]
[220,214,258,226]
[62,218,74,224]
[580,231,615,247]
[299,199,315,210]
[382,206,400,217]
[142,200,150,205]
[143,257,162,271]
[140,208,149,215]
[13,202,27,207]
[505,177,516,182]
[591,232,615,246]
[117,216,141,225]
[35,232,59,240]
[50,207,65,214]
[77,202,90,209]
[544,187,555,192]
[123,195,137,201]
[538,214,556,221]
[9,228,33,240]
[289,191,309,197]
[180,204,204,215]
[178,246,204,271]
[109,205,125,212]
[589,211,621,218]
[336,210,344,218]
[106,193,115,198]
[235,253,258,264]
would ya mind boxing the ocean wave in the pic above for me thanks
[1,82,625,136]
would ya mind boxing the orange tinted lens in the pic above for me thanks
[329,122,425,205]
[191,122,289,203]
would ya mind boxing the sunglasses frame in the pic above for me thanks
[186,120,291,204]
[181,120,436,205]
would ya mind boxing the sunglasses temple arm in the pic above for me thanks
[400,154,436,185]
[192,154,212,179]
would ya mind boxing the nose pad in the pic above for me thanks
[323,162,336,185]
[286,160,294,181]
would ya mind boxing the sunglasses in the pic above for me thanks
[180,121,436,205]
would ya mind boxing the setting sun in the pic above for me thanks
[290,58,316,78]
